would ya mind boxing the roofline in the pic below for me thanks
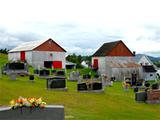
[92,40,134,57]
[109,40,134,56]
[33,38,66,52]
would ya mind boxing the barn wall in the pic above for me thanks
[25,51,32,65]
[92,57,106,74]
[8,52,20,61]
[93,56,143,80]
[112,67,143,80]
[143,72,156,81]
[138,56,152,65]
[32,51,65,68]
[106,56,134,62]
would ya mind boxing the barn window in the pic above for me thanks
[150,74,153,77]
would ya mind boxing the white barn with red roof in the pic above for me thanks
[8,38,66,69]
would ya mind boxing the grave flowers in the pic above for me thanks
[10,96,46,110]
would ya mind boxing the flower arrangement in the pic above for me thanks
[10,96,46,109]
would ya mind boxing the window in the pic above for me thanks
[150,74,153,77]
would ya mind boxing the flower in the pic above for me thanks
[10,96,46,109]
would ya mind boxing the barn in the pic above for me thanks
[8,38,66,69]
[92,40,143,80]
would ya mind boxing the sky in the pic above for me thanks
[0,0,160,56]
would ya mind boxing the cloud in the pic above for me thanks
[0,27,43,49]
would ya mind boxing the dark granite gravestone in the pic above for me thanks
[92,82,102,90]
[47,77,66,90]
[135,92,147,102]
[4,62,29,76]
[39,69,50,76]
[29,75,34,82]
[77,83,87,91]
[0,105,64,120]
[34,69,39,75]
[56,70,65,76]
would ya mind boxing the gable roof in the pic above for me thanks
[9,38,66,53]
[92,40,134,57]
[133,54,153,64]
[142,65,157,72]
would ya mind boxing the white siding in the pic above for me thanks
[92,57,106,75]
[144,72,156,81]
[8,52,20,62]
[139,56,152,65]
[32,51,65,68]
[25,51,32,65]
[112,67,143,80]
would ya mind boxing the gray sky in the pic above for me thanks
[0,0,160,56]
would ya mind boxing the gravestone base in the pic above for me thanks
[0,105,64,120]
[47,87,68,91]
[78,89,104,93]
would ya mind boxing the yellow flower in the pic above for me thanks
[10,100,15,107]
[28,98,35,103]
[36,98,42,104]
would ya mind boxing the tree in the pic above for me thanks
[0,48,9,54]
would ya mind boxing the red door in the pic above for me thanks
[53,61,62,69]
[20,51,25,61]
[93,59,98,68]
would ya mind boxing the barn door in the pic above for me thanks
[93,59,98,68]
[53,61,62,69]
[20,51,25,61]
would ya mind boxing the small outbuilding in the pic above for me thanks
[8,38,66,69]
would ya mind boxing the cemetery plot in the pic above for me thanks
[135,82,160,103]
[77,74,104,93]
[2,62,29,76]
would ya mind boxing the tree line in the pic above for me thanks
[66,53,92,68]
[0,48,9,54]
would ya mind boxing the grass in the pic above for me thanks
[0,54,160,120]
[0,53,8,67]
[0,75,160,120]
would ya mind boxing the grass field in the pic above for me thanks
[0,54,160,120]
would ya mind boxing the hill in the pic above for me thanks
[0,53,8,67]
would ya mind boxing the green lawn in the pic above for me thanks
[0,54,160,120]
[0,75,160,120]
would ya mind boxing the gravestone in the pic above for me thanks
[101,75,113,87]
[9,73,17,80]
[34,69,39,75]
[47,77,67,90]
[135,92,147,102]
[29,75,34,82]
[56,70,65,76]
[69,71,80,81]
[0,105,64,120]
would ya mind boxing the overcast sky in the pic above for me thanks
[0,0,160,56]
